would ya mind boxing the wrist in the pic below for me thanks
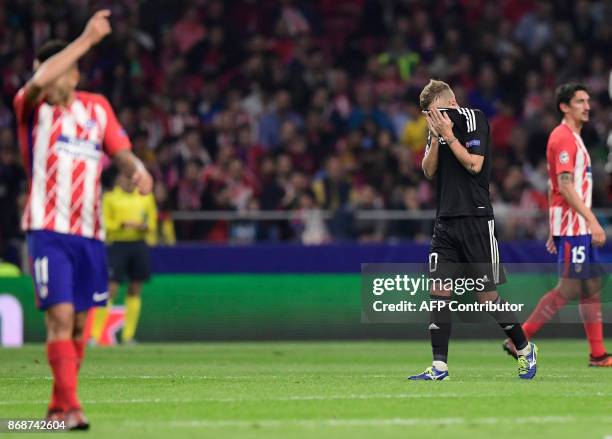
[133,157,146,174]
[441,129,454,138]
[443,135,457,144]
[74,35,93,52]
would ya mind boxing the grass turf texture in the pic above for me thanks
[1,340,611,439]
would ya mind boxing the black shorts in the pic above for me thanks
[107,240,151,283]
[428,216,506,292]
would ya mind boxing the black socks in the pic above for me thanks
[429,295,452,363]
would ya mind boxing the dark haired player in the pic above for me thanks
[13,10,153,428]
[408,80,537,380]
[503,83,611,367]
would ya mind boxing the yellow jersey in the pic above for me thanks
[103,186,158,243]
[400,115,428,153]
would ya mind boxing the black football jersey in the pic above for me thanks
[426,107,493,218]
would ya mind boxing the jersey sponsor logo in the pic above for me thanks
[55,135,102,161]
[559,151,570,164]
[466,139,480,148]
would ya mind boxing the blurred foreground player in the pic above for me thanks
[409,80,537,380]
[13,10,153,428]
[91,171,157,344]
[503,83,611,367]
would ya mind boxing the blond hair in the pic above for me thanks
[419,79,453,110]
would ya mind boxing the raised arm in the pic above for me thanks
[422,133,439,179]
[23,10,112,105]
[422,111,443,179]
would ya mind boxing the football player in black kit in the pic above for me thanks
[408,80,538,380]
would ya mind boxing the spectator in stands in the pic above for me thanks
[293,191,330,245]
[259,89,304,149]
[312,156,352,239]
[1,0,611,244]
[352,184,386,243]
[400,89,428,155]
[389,185,428,242]
[0,135,25,259]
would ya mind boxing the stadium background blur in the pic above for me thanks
[1,4,611,436]
[0,0,611,261]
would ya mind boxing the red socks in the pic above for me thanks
[522,289,568,339]
[49,383,61,412]
[522,288,607,358]
[579,294,606,358]
[73,338,85,371]
[47,340,81,411]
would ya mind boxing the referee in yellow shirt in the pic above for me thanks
[91,172,157,344]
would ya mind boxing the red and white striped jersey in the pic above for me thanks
[547,121,592,236]
[13,88,131,241]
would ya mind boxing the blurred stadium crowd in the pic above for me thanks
[0,0,611,247]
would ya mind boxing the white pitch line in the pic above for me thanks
[123,415,612,429]
[0,374,395,381]
[0,375,258,381]
[2,391,610,406]
[0,393,479,406]
[1,372,586,381]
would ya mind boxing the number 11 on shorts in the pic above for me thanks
[34,256,49,298]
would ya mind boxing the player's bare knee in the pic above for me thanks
[581,277,601,298]
[558,278,581,300]
[72,312,88,339]
[72,325,85,340]
[46,305,74,339]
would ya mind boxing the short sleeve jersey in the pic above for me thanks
[546,122,592,236]
[427,107,493,218]
[14,88,131,240]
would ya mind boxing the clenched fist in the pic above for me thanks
[81,10,112,47]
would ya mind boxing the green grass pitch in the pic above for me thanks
[1,340,611,439]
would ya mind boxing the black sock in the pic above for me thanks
[487,296,528,350]
[429,295,452,363]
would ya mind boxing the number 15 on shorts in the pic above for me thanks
[571,246,585,263]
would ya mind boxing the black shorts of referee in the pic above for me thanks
[107,240,151,283]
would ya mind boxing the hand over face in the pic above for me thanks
[425,108,454,140]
